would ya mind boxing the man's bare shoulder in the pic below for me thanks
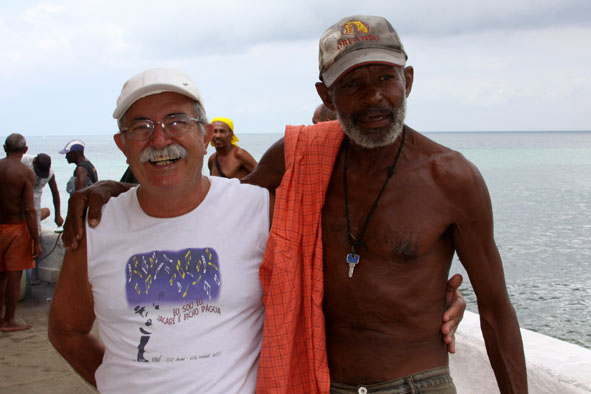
[0,157,29,169]
[233,147,255,162]
[0,159,35,219]
[240,137,285,191]
[0,158,35,180]
[410,130,485,194]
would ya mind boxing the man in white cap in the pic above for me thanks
[208,117,257,179]
[59,139,98,194]
[49,68,271,393]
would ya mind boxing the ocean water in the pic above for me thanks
[16,131,591,350]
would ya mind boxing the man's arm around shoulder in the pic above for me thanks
[48,234,104,387]
[62,180,133,249]
[241,137,285,192]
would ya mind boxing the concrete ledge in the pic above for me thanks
[451,311,591,393]
[37,228,65,284]
[19,228,65,301]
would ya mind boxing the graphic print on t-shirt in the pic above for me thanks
[124,247,223,363]
[126,247,221,304]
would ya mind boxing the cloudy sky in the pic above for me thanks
[1,0,590,136]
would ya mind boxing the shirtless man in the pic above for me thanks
[0,133,42,332]
[208,117,257,179]
[247,15,527,393]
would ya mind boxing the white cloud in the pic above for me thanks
[407,25,591,131]
[1,0,590,135]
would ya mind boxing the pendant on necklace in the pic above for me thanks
[346,251,360,278]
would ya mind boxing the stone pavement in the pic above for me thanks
[0,281,96,394]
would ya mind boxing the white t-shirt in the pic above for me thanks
[86,176,269,394]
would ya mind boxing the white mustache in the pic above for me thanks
[139,144,188,163]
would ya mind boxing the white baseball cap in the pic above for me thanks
[59,139,85,154]
[113,68,203,120]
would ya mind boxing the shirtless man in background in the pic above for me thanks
[208,117,257,179]
[0,133,42,332]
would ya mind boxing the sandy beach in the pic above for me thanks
[0,281,96,394]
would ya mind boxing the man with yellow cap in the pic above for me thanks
[207,117,257,179]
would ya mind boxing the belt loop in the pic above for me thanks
[405,376,418,394]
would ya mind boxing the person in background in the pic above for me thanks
[21,153,64,285]
[48,68,271,392]
[59,140,98,193]
[0,133,41,332]
[21,153,64,228]
[312,103,337,124]
[208,117,257,179]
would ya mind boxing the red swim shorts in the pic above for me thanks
[0,222,35,272]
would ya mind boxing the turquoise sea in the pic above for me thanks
[11,131,591,350]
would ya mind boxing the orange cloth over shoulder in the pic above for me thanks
[256,120,344,393]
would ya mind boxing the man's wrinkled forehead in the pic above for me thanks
[336,62,403,84]
[212,121,232,132]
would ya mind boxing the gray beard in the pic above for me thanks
[338,98,406,149]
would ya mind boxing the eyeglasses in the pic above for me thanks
[120,114,203,141]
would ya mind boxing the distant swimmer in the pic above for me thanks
[312,103,337,124]
[1,133,42,332]
[59,140,98,193]
[208,117,257,179]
